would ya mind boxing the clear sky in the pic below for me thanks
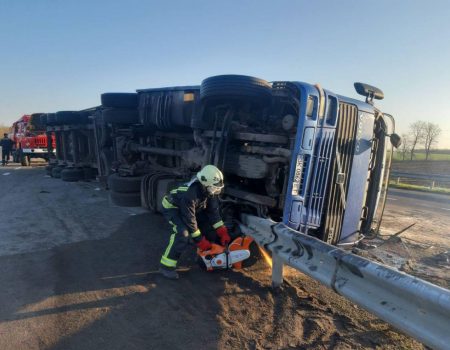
[1,0,449,147]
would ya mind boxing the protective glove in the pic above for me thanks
[196,236,212,251]
[216,225,231,246]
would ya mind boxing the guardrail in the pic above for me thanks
[391,171,450,182]
[390,171,450,189]
[239,214,450,350]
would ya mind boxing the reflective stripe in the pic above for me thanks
[161,233,177,267]
[170,186,188,194]
[163,233,176,256]
[160,256,177,267]
[212,220,224,229]
[169,221,177,234]
[191,229,201,238]
[162,196,177,209]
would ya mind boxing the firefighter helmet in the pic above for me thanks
[197,165,224,195]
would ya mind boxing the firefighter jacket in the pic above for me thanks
[162,181,224,237]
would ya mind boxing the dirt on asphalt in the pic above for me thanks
[0,164,439,349]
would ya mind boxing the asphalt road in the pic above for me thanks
[0,165,426,350]
[386,188,450,214]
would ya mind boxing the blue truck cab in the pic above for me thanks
[104,75,398,247]
[283,82,396,245]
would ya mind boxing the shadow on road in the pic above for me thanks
[0,212,225,349]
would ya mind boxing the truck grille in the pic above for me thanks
[306,129,334,226]
[322,103,358,244]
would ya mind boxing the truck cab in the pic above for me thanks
[11,114,55,166]
[282,83,396,245]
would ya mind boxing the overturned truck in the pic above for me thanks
[101,75,399,246]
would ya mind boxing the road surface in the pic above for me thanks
[387,188,450,215]
[0,165,427,349]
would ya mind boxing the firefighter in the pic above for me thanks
[1,133,14,166]
[159,165,231,279]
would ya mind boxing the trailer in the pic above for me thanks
[44,109,101,181]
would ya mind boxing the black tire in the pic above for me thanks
[101,93,138,108]
[29,113,45,130]
[39,114,48,126]
[200,75,272,105]
[52,166,64,178]
[46,113,57,125]
[45,165,54,176]
[21,153,30,166]
[83,167,98,180]
[107,173,142,193]
[102,108,139,124]
[55,111,89,125]
[110,191,141,207]
[61,167,84,182]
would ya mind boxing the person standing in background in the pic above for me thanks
[1,133,14,166]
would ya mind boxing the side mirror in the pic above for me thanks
[390,133,402,148]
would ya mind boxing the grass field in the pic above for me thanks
[394,150,450,161]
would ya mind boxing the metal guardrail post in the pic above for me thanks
[240,214,450,350]
[271,253,284,288]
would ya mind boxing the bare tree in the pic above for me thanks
[399,133,410,160]
[423,122,441,160]
[409,121,426,160]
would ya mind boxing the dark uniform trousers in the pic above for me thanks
[159,181,224,269]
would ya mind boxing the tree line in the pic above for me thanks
[399,121,441,160]
[0,123,10,136]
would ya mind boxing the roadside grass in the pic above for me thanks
[389,181,450,195]
[394,151,450,161]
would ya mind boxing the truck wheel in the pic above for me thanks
[45,165,54,176]
[107,173,143,193]
[61,167,84,182]
[52,166,64,178]
[101,93,138,108]
[110,191,141,207]
[21,154,30,166]
[56,111,82,125]
[102,108,139,124]
[39,114,48,126]
[46,113,57,125]
[83,167,98,180]
[200,75,272,105]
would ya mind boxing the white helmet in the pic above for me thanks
[197,165,224,195]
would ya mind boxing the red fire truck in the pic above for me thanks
[10,114,55,166]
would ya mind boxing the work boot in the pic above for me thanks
[159,266,179,280]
